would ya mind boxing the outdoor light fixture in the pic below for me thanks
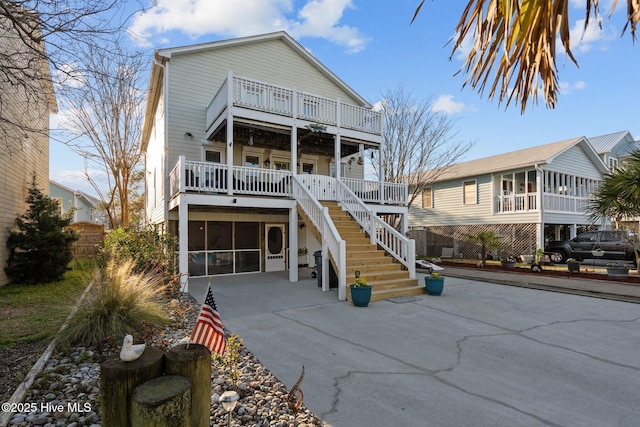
[355,270,360,279]
[248,129,254,146]
[220,390,239,427]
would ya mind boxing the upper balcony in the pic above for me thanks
[206,73,382,142]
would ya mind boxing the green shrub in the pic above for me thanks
[213,334,242,390]
[57,259,170,348]
[5,178,79,283]
[101,226,177,274]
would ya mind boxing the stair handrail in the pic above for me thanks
[337,180,416,279]
[292,176,347,300]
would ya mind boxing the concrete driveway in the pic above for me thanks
[189,270,640,427]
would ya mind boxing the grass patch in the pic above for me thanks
[0,259,96,349]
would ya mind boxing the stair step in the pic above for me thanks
[370,277,420,290]
[347,253,393,261]
[346,264,404,275]
[349,271,409,282]
[370,285,426,301]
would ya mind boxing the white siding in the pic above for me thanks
[544,145,602,179]
[145,90,167,226]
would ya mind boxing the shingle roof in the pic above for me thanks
[587,130,632,153]
[435,137,593,182]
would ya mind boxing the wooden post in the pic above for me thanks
[131,375,192,427]
[100,347,164,427]
[165,344,211,427]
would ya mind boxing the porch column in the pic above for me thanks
[378,135,385,205]
[289,206,298,282]
[226,70,234,196]
[400,211,408,235]
[291,124,297,174]
[335,98,341,180]
[536,223,544,253]
[569,224,577,239]
[334,138,341,180]
[178,197,189,293]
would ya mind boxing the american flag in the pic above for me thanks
[191,285,226,356]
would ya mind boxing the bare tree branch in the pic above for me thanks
[373,86,474,218]
[0,0,148,154]
[59,40,147,227]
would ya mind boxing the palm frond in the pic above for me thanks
[411,0,640,112]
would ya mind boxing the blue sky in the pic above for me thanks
[50,0,640,196]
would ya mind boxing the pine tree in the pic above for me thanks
[5,177,79,283]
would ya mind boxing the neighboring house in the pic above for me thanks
[140,31,417,301]
[0,9,56,286]
[49,180,104,224]
[588,130,640,171]
[408,137,609,259]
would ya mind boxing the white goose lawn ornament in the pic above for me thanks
[119,334,146,361]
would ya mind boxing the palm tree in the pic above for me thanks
[589,151,640,265]
[464,230,502,267]
[412,1,640,113]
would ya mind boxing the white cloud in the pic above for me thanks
[128,0,367,53]
[558,80,587,94]
[567,18,615,53]
[432,95,465,114]
[53,63,85,89]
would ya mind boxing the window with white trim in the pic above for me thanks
[205,149,221,163]
[463,180,477,205]
[422,188,433,208]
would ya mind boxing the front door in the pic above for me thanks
[265,224,286,272]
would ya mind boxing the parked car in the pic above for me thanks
[544,230,636,264]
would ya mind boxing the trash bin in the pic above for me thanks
[313,250,337,288]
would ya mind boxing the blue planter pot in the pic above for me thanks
[350,285,372,307]
[424,277,444,296]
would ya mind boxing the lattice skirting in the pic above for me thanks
[410,223,538,259]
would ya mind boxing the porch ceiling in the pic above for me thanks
[208,124,363,156]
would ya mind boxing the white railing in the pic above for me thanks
[232,76,294,116]
[169,161,181,197]
[185,161,229,193]
[297,175,338,200]
[292,176,347,300]
[341,103,382,134]
[497,193,538,212]
[297,92,337,124]
[544,193,592,213]
[205,73,382,137]
[231,165,292,196]
[337,180,416,278]
[342,178,408,205]
[170,158,293,198]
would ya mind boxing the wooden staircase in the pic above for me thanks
[321,201,423,302]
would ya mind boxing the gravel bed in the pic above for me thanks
[7,294,325,427]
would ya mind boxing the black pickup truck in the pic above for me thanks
[544,230,636,264]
